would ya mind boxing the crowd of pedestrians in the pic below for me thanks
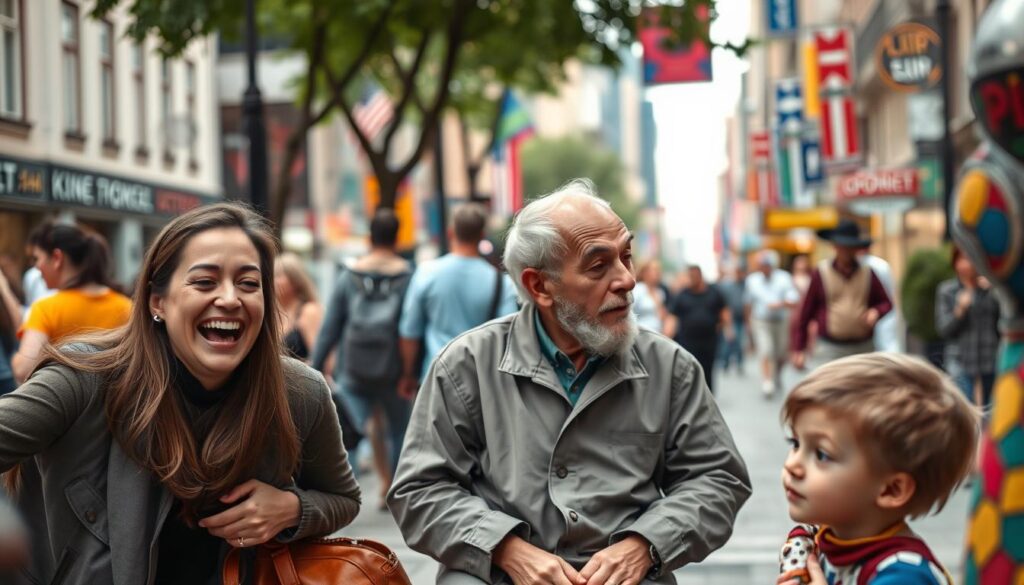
[0,181,994,585]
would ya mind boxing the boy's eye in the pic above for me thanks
[785,437,799,450]
[815,449,832,462]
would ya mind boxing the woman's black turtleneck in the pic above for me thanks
[154,356,237,585]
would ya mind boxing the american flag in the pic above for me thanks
[353,88,394,141]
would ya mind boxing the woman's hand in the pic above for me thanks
[198,479,301,548]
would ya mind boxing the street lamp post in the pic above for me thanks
[936,0,954,241]
[243,0,269,218]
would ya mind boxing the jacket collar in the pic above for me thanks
[498,303,648,405]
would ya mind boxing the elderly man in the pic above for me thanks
[388,180,751,585]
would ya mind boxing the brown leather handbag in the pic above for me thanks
[222,537,413,585]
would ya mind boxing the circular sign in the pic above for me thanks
[875,22,943,92]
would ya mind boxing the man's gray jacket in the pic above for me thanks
[388,303,752,583]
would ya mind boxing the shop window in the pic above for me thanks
[61,1,82,137]
[185,60,197,170]
[99,19,116,146]
[132,44,147,158]
[161,57,173,164]
[0,0,22,120]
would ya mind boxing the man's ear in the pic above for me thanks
[876,472,916,511]
[50,249,64,269]
[521,268,555,308]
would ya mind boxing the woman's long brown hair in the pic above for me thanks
[10,203,300,520]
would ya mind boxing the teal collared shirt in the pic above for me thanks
[534,312,605,406]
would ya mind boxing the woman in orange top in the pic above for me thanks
[12,222,131,382]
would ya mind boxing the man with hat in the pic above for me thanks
[791,219,893,368]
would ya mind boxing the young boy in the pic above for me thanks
[777,353,979,585]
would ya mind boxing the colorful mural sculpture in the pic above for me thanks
[953,1,1024,583]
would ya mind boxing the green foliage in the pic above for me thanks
[900,246,955,342]
[520,136,642,231]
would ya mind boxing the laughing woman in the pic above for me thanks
[0,203,360,585]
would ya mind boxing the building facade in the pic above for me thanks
[0,0,221,286]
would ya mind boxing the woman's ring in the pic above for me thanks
[238,536,246,547]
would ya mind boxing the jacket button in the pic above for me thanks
[569,511,579,522]
[555,466,568,479]
[85,510,97,524]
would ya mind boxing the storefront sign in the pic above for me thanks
[837,168,920,214]
[639,6,713,85]
[0,155,217,219]
[814,27,861,165]
[51,166,155,214]
[0,156,47,201]
[876,22,942,92]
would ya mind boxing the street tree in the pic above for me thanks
[520,135,642,230]
[94,0,746,230]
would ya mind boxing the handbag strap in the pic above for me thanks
[487,267,504,322]
[222,548,242,585]
[270,546,302,585]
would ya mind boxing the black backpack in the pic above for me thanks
[341,270,411,392]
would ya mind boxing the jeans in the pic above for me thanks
[954,372,996,409]
[718,321,744,370]
[337,377,413,476]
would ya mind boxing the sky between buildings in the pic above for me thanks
[648,0,751,277]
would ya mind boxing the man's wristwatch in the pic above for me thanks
[647,543,662,577]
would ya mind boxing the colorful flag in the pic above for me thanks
[491,91,533,218]
[353,87,394,141]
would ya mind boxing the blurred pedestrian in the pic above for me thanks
[936,247,1000,409]
[11,221,131,383]
[398,203,517,398]
[667,265,731,394]
[389,180,750,584]
[0,203,360,585]
[717,263,746,375]
[0,269,20,395]
[858,249,903,352]
[791,220,892,369]
[311,208,413,508]
[745,250,800,397]
[789,253,817,356]
[274,252,323,362]
[633,259,669,334]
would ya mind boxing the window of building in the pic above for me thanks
[185,60,197,168]
[0,0,22,119]
[61,2,81,135]
[161,57,172,160]
[132,44,147,155]
[99,20,116,144]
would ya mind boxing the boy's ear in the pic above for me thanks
[876,472,916,511]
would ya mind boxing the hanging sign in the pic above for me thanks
[814,27,861,165]
[875,21,943,92]
[837,168,920,214]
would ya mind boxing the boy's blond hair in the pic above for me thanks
[782,353,981,518]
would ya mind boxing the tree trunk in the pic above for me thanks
[377,171,401,209]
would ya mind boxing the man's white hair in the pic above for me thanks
[503,178,612,301]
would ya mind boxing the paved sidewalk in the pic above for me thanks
[338,357,971,584]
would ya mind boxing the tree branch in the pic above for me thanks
[382,31,431,153]
[396,0,472,180]
[321,1,395,162]
[388,51,428,114]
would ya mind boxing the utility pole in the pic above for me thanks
[243,0,269,218]
[936,0,954,241]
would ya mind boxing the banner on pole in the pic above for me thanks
[766,0,798,36]
[639,7,713,85]
[814,27,861,166]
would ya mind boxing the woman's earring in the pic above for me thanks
[153,314,162,323]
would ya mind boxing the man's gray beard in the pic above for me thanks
[553,293,638,357]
